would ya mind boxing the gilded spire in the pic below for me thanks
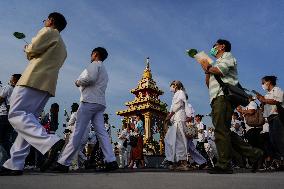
[143,57,152,79]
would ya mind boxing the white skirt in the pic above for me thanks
[164,121,188,162]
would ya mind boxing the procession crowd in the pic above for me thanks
[0,12,283,176]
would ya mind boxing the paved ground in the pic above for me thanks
[0,169,283,189]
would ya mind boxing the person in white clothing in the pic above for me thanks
[184,105,207,169]
[0,12,67,176]
[54,47,118,172]
[195,114,210,165]
[164,80,189,171]
[256,76,284,167]
[237,97,262,149]
[0,74,21,165]
[118,123,131,168]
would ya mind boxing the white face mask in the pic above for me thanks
[170,86,175,92]
[262,84,268,91]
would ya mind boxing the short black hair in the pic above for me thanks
[104,113,109,122]
[216,39,231,52]
[48,12,67,32]
[12,74,22,81]
[51,103,59,110]
[71,103,79,112]
[92,47,108,61]
[262,75,277,86]
[195,114,204,120]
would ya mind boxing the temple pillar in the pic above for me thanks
[143,112,151,142]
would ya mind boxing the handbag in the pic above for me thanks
[214,75,250,107]
[244,102,265,127]
[184,122,198,139]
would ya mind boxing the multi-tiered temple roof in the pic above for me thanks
[116,58,168,155]
[116,58,167,116]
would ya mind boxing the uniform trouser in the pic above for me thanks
[0,115,15,154]
[3,86,60,170]
[58,102,116,166]
[0,115,16,165]
[187,139,206,165]
[211,96,263,169]
[268,116,284,160]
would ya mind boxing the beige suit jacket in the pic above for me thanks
[17,27,67,96]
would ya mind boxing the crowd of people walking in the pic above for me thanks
[0,12,283,176]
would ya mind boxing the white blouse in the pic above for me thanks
[263,86,284,118]
[170,90,188,122]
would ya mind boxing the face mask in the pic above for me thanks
[210,47,218,57]
[170,86,175,92]
[262,84,268,91]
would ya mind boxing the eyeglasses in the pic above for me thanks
[43,18,52,23]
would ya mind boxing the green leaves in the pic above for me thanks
[13,32,26,39]
[186,49,198,58]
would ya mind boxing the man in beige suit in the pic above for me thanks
[0,12,67,176]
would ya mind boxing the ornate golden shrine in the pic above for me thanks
[116,58,168,155]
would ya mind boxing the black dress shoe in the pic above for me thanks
[251,151,264,173]
[49,162,69,173]
[198,163,207,170]
[0,166,23,176]
[207,166,233,174]
[40,139,65,172]
[105,161,119,171]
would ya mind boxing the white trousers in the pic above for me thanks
[3,86,59,170]
[57,102,115,166]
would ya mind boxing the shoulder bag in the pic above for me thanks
[214,75,250,107]
[244,102,265,127]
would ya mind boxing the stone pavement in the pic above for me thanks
[0,169,283,189]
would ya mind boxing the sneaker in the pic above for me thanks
[40,139,65,172]
[0,166,23,176]
[207,166,233,174]
[105,161,119,171]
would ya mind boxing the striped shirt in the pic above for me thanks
[208,52,239,103]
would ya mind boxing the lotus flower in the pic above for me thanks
[13,32,28,44]
[186,49,198,58]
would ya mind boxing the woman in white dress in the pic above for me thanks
[164,80,189,171]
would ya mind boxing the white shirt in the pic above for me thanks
[170,90,187,122]
[263,86,284,118]
[244,101,258,131]
[230,120,244,136]
[77,61,108,106]
[196,121,206,142]
[66,112,77,132]
[186,103,195,118]
[0,85,13,115]
[207,130,215,141]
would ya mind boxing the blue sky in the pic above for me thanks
[0,0,284,138]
